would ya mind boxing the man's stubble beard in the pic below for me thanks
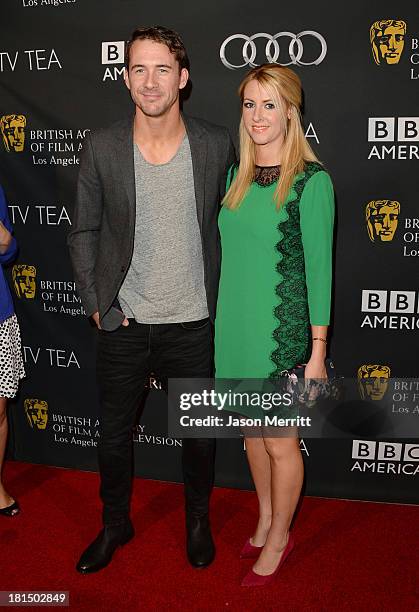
[133,92,179,119]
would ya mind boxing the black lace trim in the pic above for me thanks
[254,165,280,187]
[269,162,324,379]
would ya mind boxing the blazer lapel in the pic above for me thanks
[184,114,207,229]
[115,118,136,221]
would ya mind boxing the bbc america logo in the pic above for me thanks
[368,117,419,160]
[361,289,419,331]
[220,31,327,69]
[361,289,419,330]
[101,41,125,82]
[351,440,419,475]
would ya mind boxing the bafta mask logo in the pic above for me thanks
[358,365,391,401]
[12,264,37,299]
[366,200,400,243]
[24,399,49,430]
[0,114,26,153]
[370,20,407,65]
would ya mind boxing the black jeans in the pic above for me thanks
[96,317,215,526]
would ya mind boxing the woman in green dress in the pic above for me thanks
[215,64,334,586]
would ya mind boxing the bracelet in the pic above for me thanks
[312,337,327,344]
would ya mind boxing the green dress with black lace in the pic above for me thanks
[214,162,334,417]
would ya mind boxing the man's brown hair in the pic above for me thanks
[125,25,190,72]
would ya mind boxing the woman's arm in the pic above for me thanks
[0,220,12,255]
[299,170,335,378]
[305,325,328,378]
[0,186,17,263]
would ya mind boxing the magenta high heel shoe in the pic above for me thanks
[240,538,264,559]
[241,534,294,587]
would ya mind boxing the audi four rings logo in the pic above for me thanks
[220,32,327,69]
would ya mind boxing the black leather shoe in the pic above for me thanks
[186,515,215,568]
[76,521,134,574]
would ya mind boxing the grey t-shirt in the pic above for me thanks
[118,135,208,323]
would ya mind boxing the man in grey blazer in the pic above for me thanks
[68,26,235,573]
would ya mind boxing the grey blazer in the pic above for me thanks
[67,114,236,331]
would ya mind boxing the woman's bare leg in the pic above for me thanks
[0,397,14,508]
[251,434,303,575]
[244,435,272,546]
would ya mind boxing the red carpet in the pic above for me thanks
[0,461,418,611]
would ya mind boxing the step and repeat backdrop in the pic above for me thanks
[1,0,418,504]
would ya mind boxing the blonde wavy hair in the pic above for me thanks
[223,64,319,210]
